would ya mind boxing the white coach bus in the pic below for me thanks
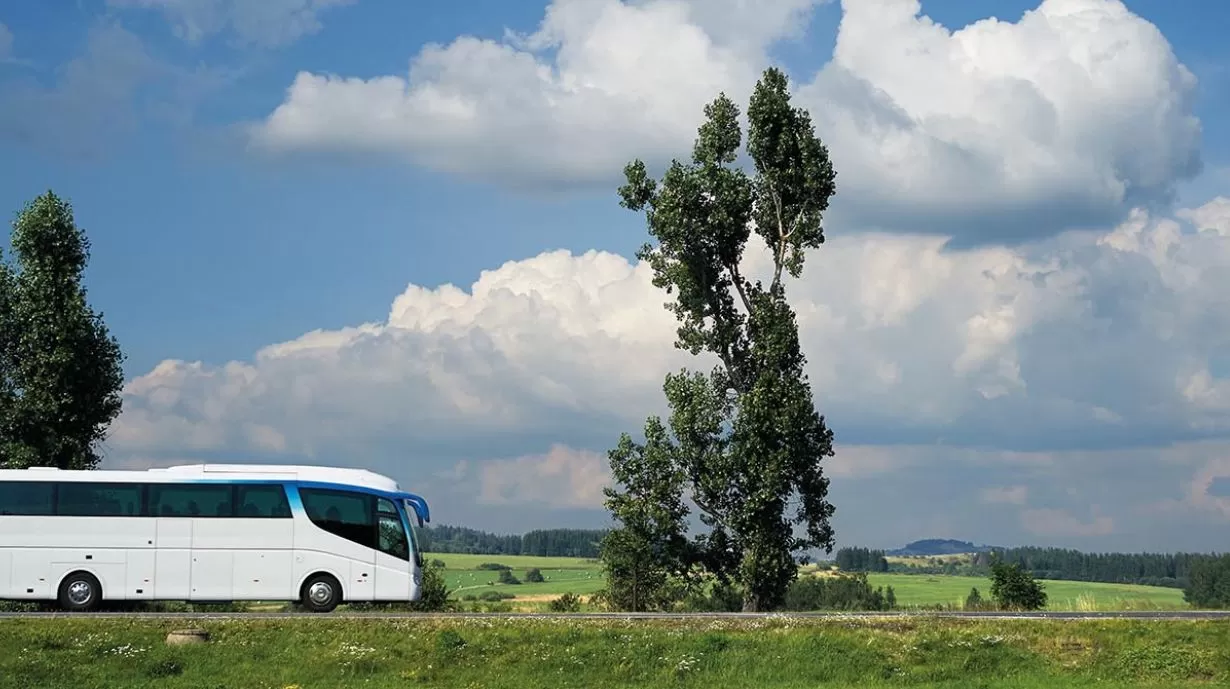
[0,463,430,613]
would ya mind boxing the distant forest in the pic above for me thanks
[418,524,607,558]
[836,545,1225,589]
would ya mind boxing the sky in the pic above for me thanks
[2,0,1230,553]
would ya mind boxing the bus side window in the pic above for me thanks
[236,484,291,518]
[0,482,54,515]
[149,484,233,518]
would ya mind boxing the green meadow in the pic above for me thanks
[431,553,1190,611]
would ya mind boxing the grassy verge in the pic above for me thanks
[2,617,1228,688]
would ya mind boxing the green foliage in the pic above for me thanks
[990,560,1048,611]
[0,191,125,470]
[408,565,454,612]
[836,547,889,572]
[418,525,608,558]
[885,585,896,609]
[429,558,447,569]
[1183,554,1230,608]
[965,587,986,611]
[497,569,521,585]
[782,573,890,611]
[477,562,511,571]
[598,416,695,611]
[605,66,838,613]
[547,592,582,612]
[524,567,545,583]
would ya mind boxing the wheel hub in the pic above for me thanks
[67,580,93,605]
[308,581,333,605]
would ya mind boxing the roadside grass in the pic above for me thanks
[1,616,1227,688]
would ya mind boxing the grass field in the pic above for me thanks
[429,553,1190,611]
[3,616,1228,688]
[861,573,1187,611]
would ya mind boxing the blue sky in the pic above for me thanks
[3,0,1230,551]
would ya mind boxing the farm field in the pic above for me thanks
[430,553,1190,611]
[2,616,1227,688]
[861,573,1187,610]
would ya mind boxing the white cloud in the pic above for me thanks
[474,445,611,509]
[109,198,1230,470]
[251,0,1201,240]
[107,0,354,47]
[1178,195,1230,236]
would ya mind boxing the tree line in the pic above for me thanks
[417,524,607,558]
[880,547,1224,589]
[833,547,889,572]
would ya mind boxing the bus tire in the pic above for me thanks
[58,571,102,612]
[300,573,342,613]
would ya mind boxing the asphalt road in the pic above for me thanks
[1,610,1228,620]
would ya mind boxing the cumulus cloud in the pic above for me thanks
[109,198,1230,468]
[107,0,354,47]
[474,445,611,509]
[250,0,1201,241]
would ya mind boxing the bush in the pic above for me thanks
[990,560,1047,610]
[964,586,987,611]
[409,565,454,612]
[477,563,511,571]
[525,567,545,583]
[477,591,515,601]
[548,592,582,612]
[497,569,521,585]
[783,573,890,611]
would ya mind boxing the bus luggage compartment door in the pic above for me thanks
[154,519,192,599]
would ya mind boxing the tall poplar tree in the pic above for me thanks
[0,191,125,470]
[602,67,839,612]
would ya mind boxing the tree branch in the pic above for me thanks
[728,263,753,317]
[692,492,732,532]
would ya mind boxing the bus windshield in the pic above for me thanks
[403,500,424,567]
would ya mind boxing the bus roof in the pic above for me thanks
[0,463,431,523]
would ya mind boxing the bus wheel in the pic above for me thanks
[300,573,341,613]
[58,572,102,612]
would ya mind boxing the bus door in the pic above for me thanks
[374,498,412,600]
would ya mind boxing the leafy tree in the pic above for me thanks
[0,192,125,470]
[598,420,694,611]
[1183,554,1230,608]
[885,585,896,609]
[989,559,1047,610]
[525,567,545,583]
[497,568,521,585]
[606,66,839,612]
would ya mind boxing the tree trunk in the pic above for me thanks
[742,591,761,612]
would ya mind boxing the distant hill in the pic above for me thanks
[888,539,1001,556]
